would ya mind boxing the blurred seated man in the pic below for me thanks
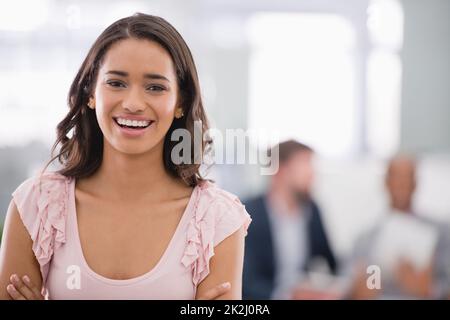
[349,155,450,299]
[243,140,338,299]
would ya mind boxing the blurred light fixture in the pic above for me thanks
[367,0,404,49]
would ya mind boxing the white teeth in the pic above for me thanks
[116,117,151,127]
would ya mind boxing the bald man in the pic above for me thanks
[349,155,450,299]
[386,156,417,213]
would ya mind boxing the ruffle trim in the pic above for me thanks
[15,172,69,284]
[181,181,251,287]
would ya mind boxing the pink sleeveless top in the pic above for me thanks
[11,172,252,300]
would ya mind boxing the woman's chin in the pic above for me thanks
[110,140,161,156]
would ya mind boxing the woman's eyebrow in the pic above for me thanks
[105,70,170,82]
[105,70,127,77]
[144,73,170,82]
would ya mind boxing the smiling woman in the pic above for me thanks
[0,13,251,300]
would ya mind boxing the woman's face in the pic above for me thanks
[92,38,179,155]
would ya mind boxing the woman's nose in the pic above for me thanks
[122,86,146,112]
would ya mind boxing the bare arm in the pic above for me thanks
[195,225,246,300]
[0,199,42,300]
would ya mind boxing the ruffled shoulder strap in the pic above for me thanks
[11,171,70,286]
[181,180,252,287]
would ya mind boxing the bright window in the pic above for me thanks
[247,13,357,156]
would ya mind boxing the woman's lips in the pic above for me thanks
[113,117,154,137]
[113,116,153,126]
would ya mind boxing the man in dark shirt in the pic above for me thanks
[243,140,337,299]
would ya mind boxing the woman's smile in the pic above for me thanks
[112,116,155,138]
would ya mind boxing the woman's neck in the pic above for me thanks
[87,140,177,202]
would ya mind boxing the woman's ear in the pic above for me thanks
[87,96,96,110]
[174,107,184,119]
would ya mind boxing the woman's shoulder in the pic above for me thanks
[11,170,71,284]
[12,170,70,208]
[191,179,252,241]
[16,170,69,186]
[182,180,252,286]
[195,179,246,209]
[13,171,70,197]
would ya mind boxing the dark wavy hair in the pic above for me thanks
[43,13,212,186]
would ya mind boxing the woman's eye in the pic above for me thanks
[146,85,165,92]
[106,80,126,88]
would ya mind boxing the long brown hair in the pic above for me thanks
[43,13,212,186]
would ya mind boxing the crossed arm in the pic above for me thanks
[0,200,43,300]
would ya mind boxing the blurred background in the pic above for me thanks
[0,0,449,298]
